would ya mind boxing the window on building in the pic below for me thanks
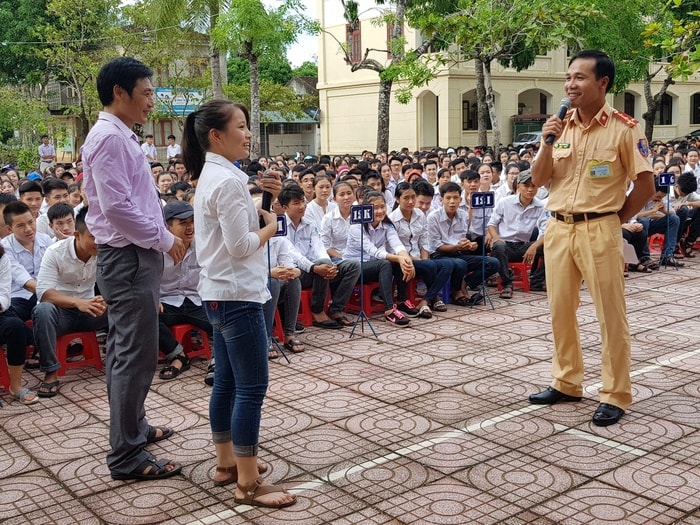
[346,22,362,65]
[624,93,635,118]
[655,93,673,125]
[691,93,700,125]
[462,100,471,130]
[540,93,547,114]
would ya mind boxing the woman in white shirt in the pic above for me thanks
[182,100,296,509]
[304,174,336,226]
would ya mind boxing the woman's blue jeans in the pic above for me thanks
[205,300,269,457]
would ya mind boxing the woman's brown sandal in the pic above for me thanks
[234,479,297,508]
[213,461,269,487]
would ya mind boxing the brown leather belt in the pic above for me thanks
[552,211,616,224]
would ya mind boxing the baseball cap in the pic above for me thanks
[446,148,456,154]
[26,172,42,181]
[163,200,194,221]
[517,170,532,185]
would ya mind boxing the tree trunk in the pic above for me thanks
[249,50,261,158]
[483,59,500,149]
[377,78,392,154]
[642,70,674,142]
[475,57,488,147]
[209,6,224,99]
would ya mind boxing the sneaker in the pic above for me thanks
[397,300,420,317]
[294,322,305,334]
[385,306,410,327]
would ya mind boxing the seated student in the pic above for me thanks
[36,178,70,238]
[157,201,212,380]
[0,244,39,404]
[47,203,76,241]
[622,219,656,272]
[320,181,355,260]
[494,163,520,202]
[279,184,360,328]
[298,169,316,203]
[389,182,454,318]
[671,172,700,256]
[487,171,548,298]
[1,201,54,324]
[427,182,500,306]
[263,234,304,357]
[636,181,683,267]
[413,178,442,216]
[18,180,44,219]
[32,207,107,398]
[0,193,18,239]
[169,181,192,201]
[68,183,84,209]
[304,174,336,225]
[344,191,415,326]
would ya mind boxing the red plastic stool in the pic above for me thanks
[273,309,284,342]
[56,331,103,377]
[406,279,425,304]
[169,324,211,362]
[345,283,385,315]
[0,347,10,391]
[297,288,314,327]
[497,262,531,292]
[649,233,665,254]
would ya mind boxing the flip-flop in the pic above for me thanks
[11,387,40,405]
[283,339,305,353]
[329,315,353,326]
[111,457,182,481]
[37,380,60,398]
[312,319,342,329]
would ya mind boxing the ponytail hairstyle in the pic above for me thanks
[181,100,249,181]
[361,190,394,234]
[393,181,413,211]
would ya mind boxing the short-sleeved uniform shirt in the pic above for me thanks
[547,102,651,214]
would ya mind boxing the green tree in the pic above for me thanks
[408,0,598,148]
[292,60,318,78]
[227,54,294,85]
[212,0,310,157]
[147,0,228,98]
[0,0,51,83]
[38,0,121,141]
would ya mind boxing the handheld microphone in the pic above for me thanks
[545,97,572,146]
[260,172,274,228]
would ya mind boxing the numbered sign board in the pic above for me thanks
[274,215,287,237]
[471,192,495,209]
[658,173,676,186]
[350,204,374,224]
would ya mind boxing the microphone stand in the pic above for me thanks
[474,205,494,309]
[349,220,378,339]
[660,178,678,270]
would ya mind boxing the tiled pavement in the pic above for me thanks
[1,261,699,524]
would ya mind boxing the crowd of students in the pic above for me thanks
[1,136,698,405]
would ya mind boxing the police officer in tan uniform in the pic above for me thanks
[529,50,654,426]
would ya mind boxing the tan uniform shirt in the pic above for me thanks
[547,102,651,214]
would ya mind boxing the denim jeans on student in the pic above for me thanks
[205,300,269,458]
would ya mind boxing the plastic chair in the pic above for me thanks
[55,331,103,377]
[169,324,211,362]
[497,262,531,292]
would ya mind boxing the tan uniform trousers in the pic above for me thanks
[543,214,632,410]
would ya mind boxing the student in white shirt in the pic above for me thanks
[184,100,294,507]
[46,203,76,240]
[32,207,108,398]
[0,245,38,404]
[166,135,181,162]
[304,174,337,226]
[344,191,415,326]
[141,134,157,161]
[36,178,70,238]
[389,182,454,318]
[157,201,212,381]
[320,181,355,259]
[487,171,548,298]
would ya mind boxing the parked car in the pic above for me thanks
[671,129,700,143]
[512,131,542,148]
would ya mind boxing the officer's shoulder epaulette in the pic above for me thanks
[612,109,638,128]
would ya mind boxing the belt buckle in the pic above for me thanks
[562,213,574,224]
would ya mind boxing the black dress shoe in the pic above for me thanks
[592,403,624,426]
[529,386,582,405]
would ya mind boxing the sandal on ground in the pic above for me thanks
[660,256,685,267]
[431,299,447,312]
[452,295,469,307]
[37,380,60,398]
[632,262,653,273]
[204,362,215,386]
[268,344,281,360]
[110,456,182,481]
[146,425,175,444]
[283,339,305,353]
[159,353,190,380]
[329,315,353,326]
[684,239,696,257]
[213,460,269,487]
[418,305,433,319]
[499,286,513,299]
[234,479,297,509]
[10,387,40,405]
